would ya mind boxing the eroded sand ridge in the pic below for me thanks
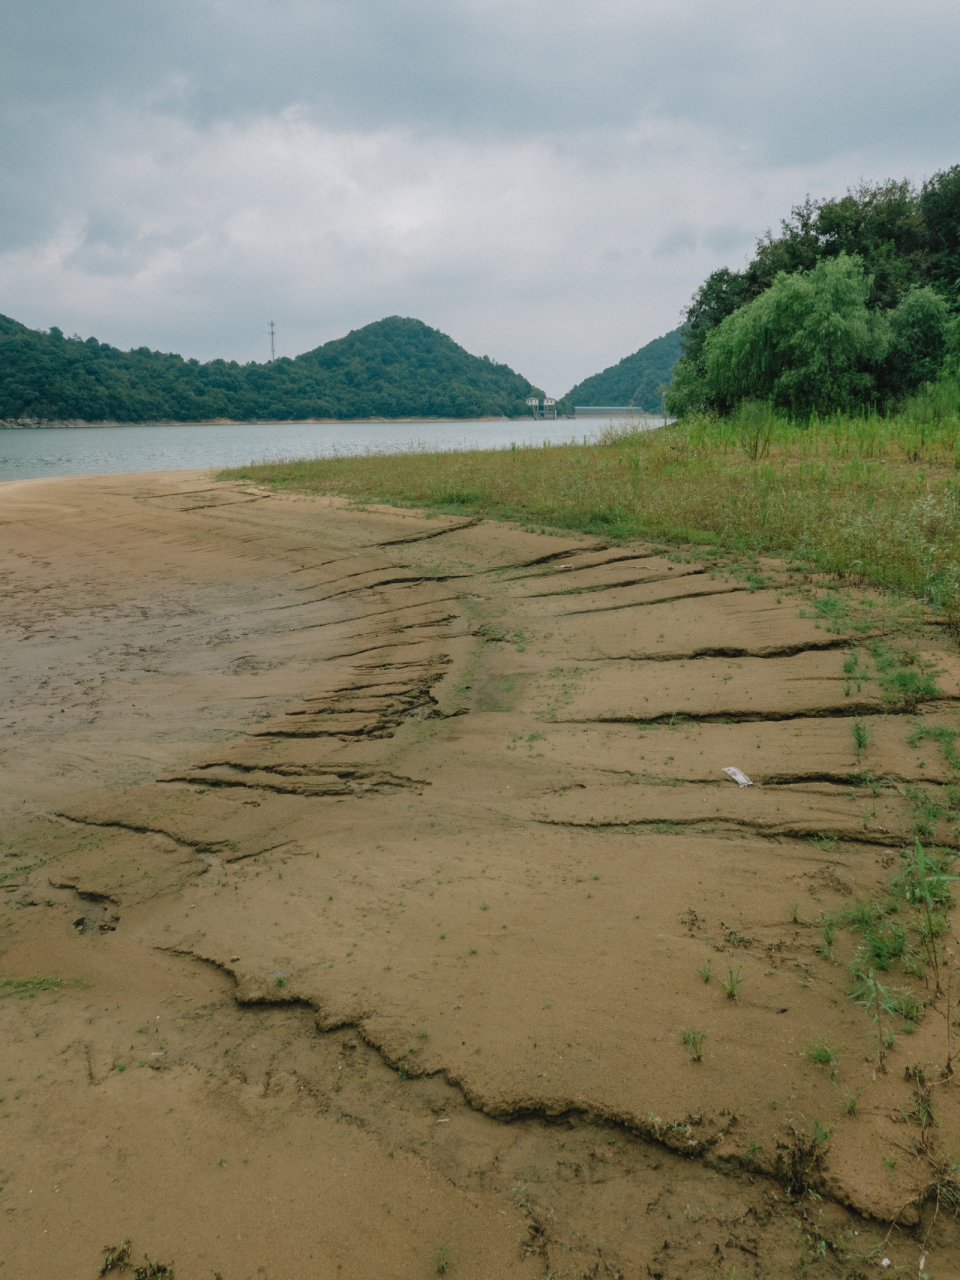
[3,471,960,1277]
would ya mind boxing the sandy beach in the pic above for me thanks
[4,469,960,1278]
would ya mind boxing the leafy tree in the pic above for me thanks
[883,286,952,397]
[701,255,890,416]
[920,164,960,295]
[670,165,960,415]
[670,255,953,418]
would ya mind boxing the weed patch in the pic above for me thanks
[220,409,960,619]
[1,976,87,999]
[98,1240,174,1278]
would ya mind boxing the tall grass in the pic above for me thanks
[221,390,960,622]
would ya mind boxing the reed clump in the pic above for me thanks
[221,392,960,624]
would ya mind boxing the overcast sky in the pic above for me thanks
[2,0,958,394]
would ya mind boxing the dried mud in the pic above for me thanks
[3,470,960,1278]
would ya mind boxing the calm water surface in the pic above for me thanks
[0,418,625,483]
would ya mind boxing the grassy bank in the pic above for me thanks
[221,395,960,623]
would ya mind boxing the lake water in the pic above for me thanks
[0,418,633,483]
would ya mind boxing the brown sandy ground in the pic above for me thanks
[3,470,960,1278]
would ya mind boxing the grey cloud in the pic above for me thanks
[653,225,699,258]
[5,1,960,153]
[702,223,752,255]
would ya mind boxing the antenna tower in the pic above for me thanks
[268,320,276,362]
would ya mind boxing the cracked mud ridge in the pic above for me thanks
[4,469,960,1279]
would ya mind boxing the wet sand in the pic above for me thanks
[3,469,960,1278]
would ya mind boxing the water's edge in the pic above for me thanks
[0,417,624,482]
[0,415,548,429]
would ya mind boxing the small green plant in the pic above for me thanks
[925,1153,960,1213]
[698,960,712,984]
[851,718,869,758]
[865,920,907,972]
[275,976,286,988]
[431,1242,453,1274]
[131,1259,174,1280]
[681,1028,706,1062]
[720,966,744,1000]
[99,1241,174,1279]
[869,640,942,709]
[99,1241,133,1275]
[850,967,895,1069]
[840,1087,858,1115]
[746,1138,762,1162]
[905,1065,936,1134]
[804,1041,836,1066]
[790,903,800,924]
[891,839,957,992]
[807,1117,832,1146]
[817,920,836,960]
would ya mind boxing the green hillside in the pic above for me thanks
[564,328,682,411]
[0,314,545,423]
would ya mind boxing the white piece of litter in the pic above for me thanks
[721,767,753,788]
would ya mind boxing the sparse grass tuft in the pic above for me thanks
[908,722,960,770]
[0,976,87,1000]
[431,1242,453,1274]
[720,966,744,1001]
[807,1117,833,1147]
[804,1041,837,1066]
[681,1028,706,1062]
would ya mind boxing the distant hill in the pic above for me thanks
[0,314,546,423]
[564,328,683,411]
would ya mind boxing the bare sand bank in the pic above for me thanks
[3,470,960,1277]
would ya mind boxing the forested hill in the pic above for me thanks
[564,328,682,411]
[0,314,546,423]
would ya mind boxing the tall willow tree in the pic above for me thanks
[668,255,951,417]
